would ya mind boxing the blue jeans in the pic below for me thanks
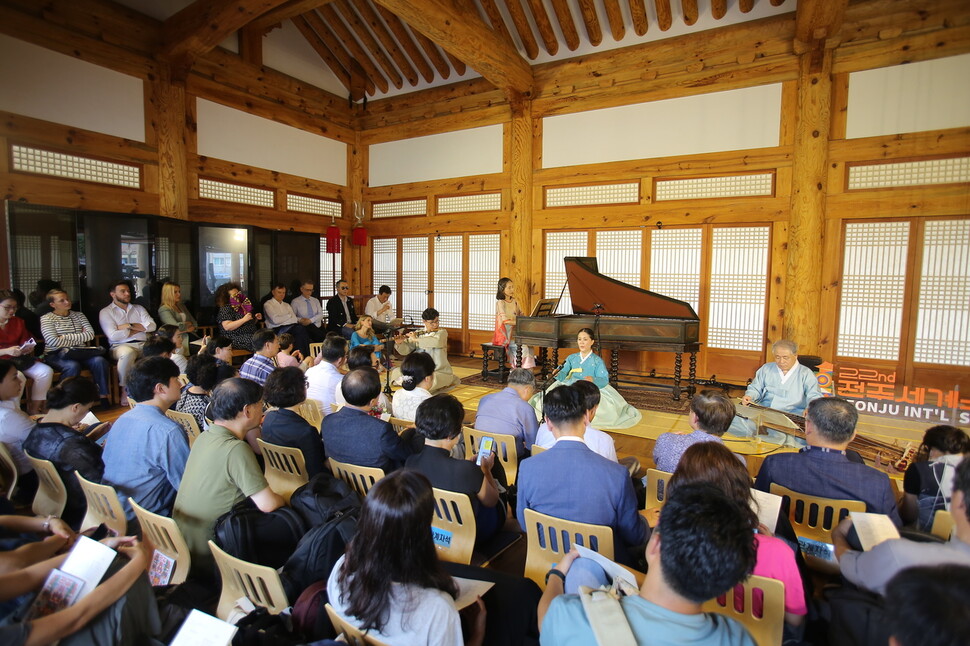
[45,350,111,397]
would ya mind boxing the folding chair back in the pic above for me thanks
[464,427,519,485]
[325,604,390,646]
[703,574,786,646]
[257,439,310,502]
[430,487,477,565]
[26,453,67,518]
[931,509,954,541]
[0,443,19,500]
[76,471,128,536]
[165,409,203,447]
[523,508,614,588]
[130,498,192,584]
[644,468,673,510]
[297,399,323,427]
[209,540,289,620]
[328,458,384,497]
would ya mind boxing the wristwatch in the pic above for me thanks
[42,515,57,532]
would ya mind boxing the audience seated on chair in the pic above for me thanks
[261,366,326,479]
[653,389,740,473]
[0,360,38,504]
[98,280,156,400]
[263,282,311,357]
[900,424,968,532]
[239,329,279,387]
[23,377,106,530]
[393,307,460,394]
[754,397,902,526]
[517,386,648,568]
[535,381,618,463]
[333,345,390,415]
[832,455,970,596]
[884,564,970,646]
[322,368,415,472]
[474,368,538,458]
[0,289,54,417]
[101,357,188,520]
[391,351,435,421]
[537,482,757,645]
[176,352,217,432]
[0,513,75,576]
[327,469,486,646]
[152,325,187,373]
[202,335,238,386]
[406,394,506,544]
[40,288,111,409]
[305,335,347,416]
[174,377,285,576]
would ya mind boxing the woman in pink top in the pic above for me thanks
[669,442,808,634]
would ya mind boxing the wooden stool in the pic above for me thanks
[480,344,509,383]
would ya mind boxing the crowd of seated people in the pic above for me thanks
[1,281,968,645]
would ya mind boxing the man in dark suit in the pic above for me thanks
[325,279,357,339]
[321,367,415,471]
[517,386,649,567]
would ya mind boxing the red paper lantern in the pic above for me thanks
[351,226,368,246]
[325,224,341,253]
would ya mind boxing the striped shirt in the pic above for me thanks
[40,310,97,350]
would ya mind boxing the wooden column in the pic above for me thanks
[509,100,534,309]
[346,130,369,291]
[784,49,832,356]
[148,66,189,220]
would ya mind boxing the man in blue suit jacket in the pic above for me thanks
[517,385,649,567]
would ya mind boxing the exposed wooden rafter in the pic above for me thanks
[577,0,603,46]
[603,0,626,41]
[655,0,672,31]
[628,0,649,37]
[248,0,335,33]
[332,0,403,89]
[550,0,581,50]
[354,0,421,86]
[681,0,699,26]
[525,0,559,56]
[292,14,352,91]
[480,0,517,48]
[408,22,453,79]
[374,4,436,83]
[505,0,541,60]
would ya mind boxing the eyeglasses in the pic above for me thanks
[339,286,349,291]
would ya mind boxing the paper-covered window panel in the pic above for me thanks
[914,220,970,366]
[837,221,910,361]
[654,173,774,201]
[13,235,42,290]
[319,237,343,297]
[545,183,639,208]
[198,178,274,208]
[400,237,429,323]
[707,227,769,351]
[847,157,970,190]
[437,193,502,214]
[372,199,427,219]
[287,194,342,218]
[595,230,642,290]
[433,236,463,329]
[12,145,141,189]
[545,231,588,315]
[468,234,500,331]
[649,229,702,310]
[371,238,397,297]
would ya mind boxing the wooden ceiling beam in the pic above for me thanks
[373,0,533,100]
[249,0,336,33]
[480,0,516,48]
[408,23,452,79]
[525,0,559,56]
[160,0,290,75]
[444,50,467,75]
[318,4,390,92]
[681,0,698,26]
[374,5,436,83]
[628,0,649,37]
[603,0,626,41]
[711,0,727,20]
[354,0,421,86]
[548,0,580,51]
[504,0,540,60]
[332,0,404,89]
[739,0,754,13]
[654,0,672,31]
[291,15,352,94]
[238,25,264,66]
[795,0,849,45]
[577,0,603,46]
[302,10,375,95]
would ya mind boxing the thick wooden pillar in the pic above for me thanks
[784,49,832,355]
[346,130,368,291]
[148,66,189,220]
[509,100,534,310]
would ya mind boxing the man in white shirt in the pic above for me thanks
[293,280,325,343]
[262,283,310,356]
[305,335,347,416]
[364,285,402,333]
[98,280,156,394]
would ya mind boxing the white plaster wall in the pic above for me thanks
[846,54,970,139]
[196,99,347,185]
[0,34,145,142]
[369,124,504,186]
[262,20,347,98]
[542,84,782,168]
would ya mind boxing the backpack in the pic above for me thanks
[280,509,359,604]
[290,581,334,642]
[289,471,362,527]
[213,500,308,569]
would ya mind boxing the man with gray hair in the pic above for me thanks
[729,338,823,441]
[473,367,539,457]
